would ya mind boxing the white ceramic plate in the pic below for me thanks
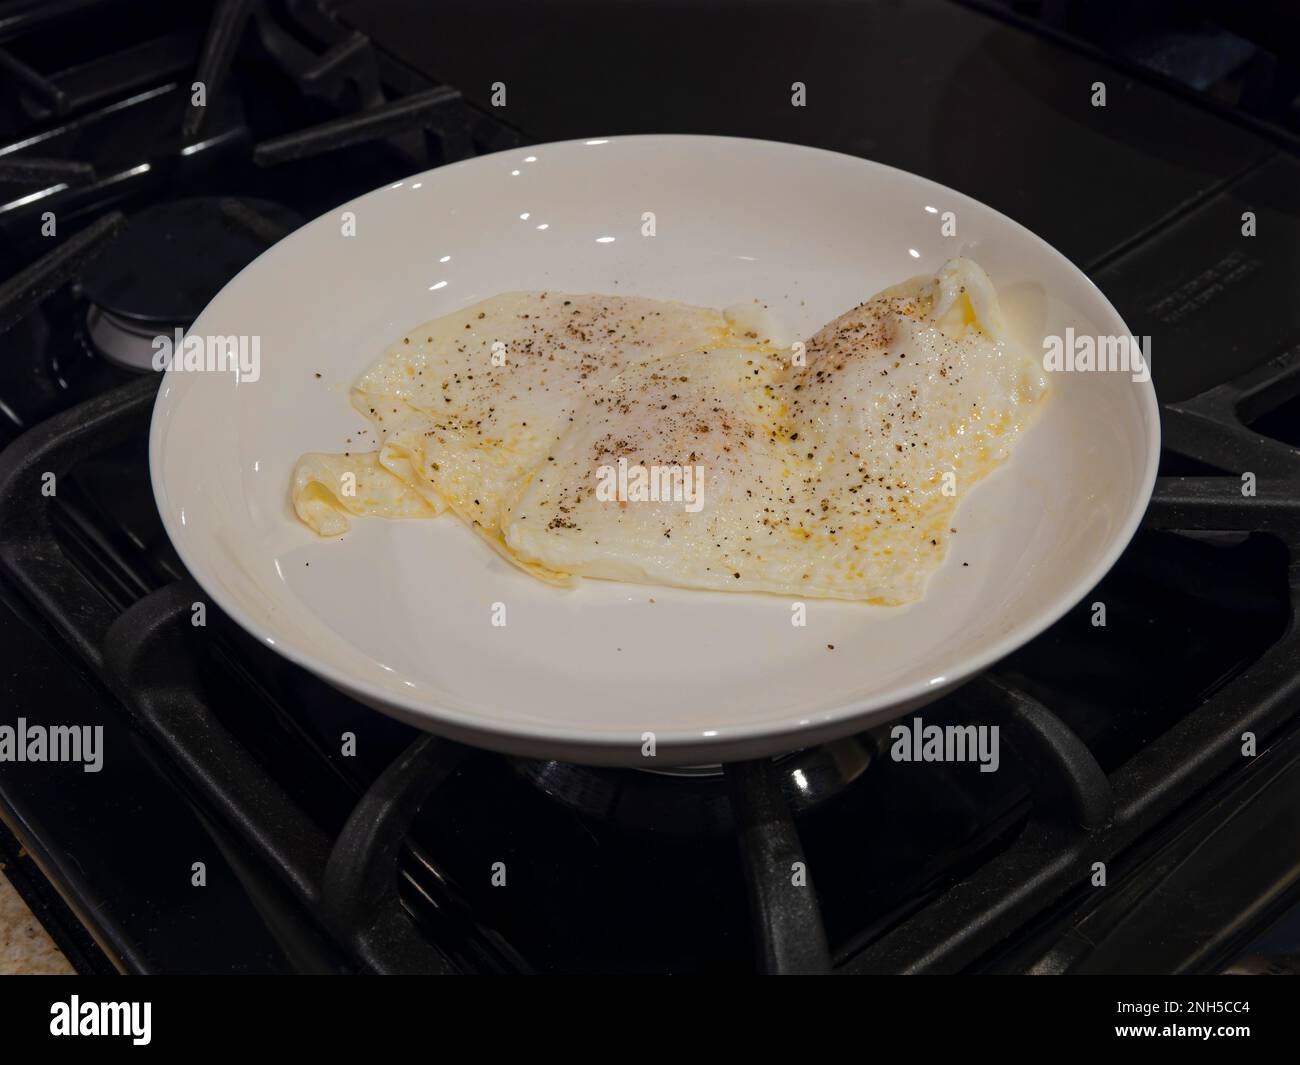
[150,135,1160,766]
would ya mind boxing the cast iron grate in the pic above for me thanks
[0,0,523,236]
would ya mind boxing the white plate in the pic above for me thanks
[150,135,1160,766]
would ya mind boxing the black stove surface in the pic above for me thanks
[0,0,1298,975]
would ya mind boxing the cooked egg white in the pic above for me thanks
[292,291,748,574]
[292,450,437,537]
[292,260,1048,603]
[501,260,1047,602]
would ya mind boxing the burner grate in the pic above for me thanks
[0,211,123,339]
[0,0,523,245]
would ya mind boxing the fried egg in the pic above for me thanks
[292,260,1048,603]
[292,291,748,576]
[292,450,438,537]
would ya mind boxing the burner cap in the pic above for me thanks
[81,197,303,328]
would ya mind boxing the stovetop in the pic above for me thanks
[0,0,1298,975]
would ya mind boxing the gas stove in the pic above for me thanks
[0,0,1298,976]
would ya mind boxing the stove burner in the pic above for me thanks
[83,305,167,372]
[509,737,875,834]
[81,197,303,370]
